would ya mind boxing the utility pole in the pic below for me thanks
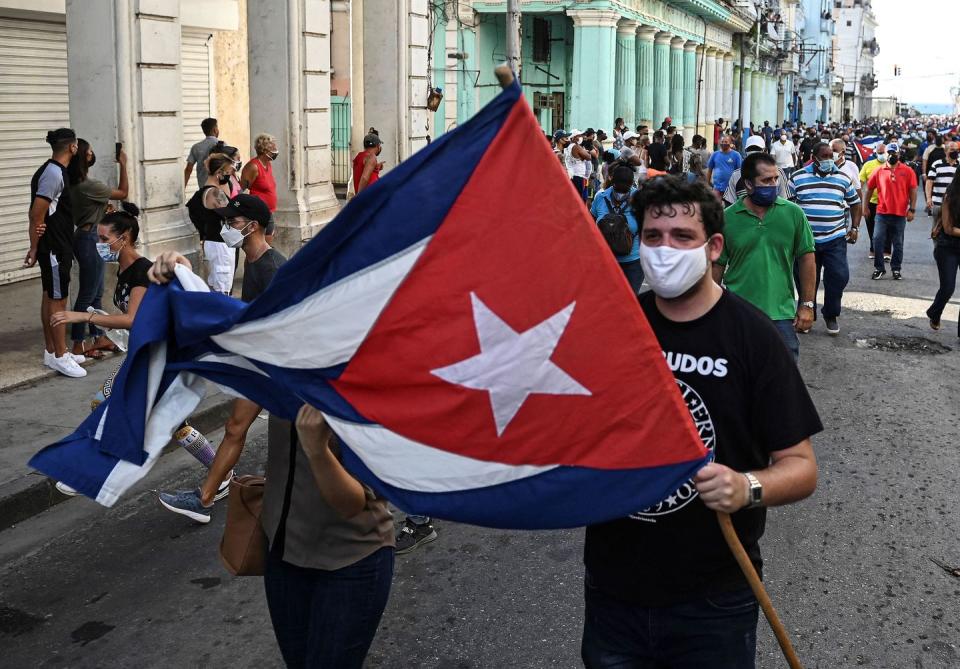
[506,0,521,79]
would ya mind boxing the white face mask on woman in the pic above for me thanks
[638,242,709,299]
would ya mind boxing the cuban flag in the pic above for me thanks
[30,80,709,529]
[855,136,885,162]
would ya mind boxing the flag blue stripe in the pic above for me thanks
[340,443,710,530]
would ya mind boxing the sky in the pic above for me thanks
[870,0,957,107]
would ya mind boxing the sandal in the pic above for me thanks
[77,341,104,359]
[90,336,122,354]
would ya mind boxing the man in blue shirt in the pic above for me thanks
[590,164,642,294]
[706,136,742,198]
[787,142,862,335]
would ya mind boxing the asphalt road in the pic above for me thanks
[2,204,960,668]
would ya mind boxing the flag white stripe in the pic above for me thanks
[324,415,558,493]
[211,238,432,369]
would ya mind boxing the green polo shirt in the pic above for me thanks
[718,197,815,321]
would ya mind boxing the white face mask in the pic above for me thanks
[639,242,709,299]
[220,221,252,248]
[876,153,888,163]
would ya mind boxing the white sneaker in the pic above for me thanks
[49,353,87,378]
[43,350,53,368]
[44,350,86,366]
[55,481,79,496]
[69,352,86,364]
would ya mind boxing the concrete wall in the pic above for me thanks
[212,0,250,158]
[330,0,350,96]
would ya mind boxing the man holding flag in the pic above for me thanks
[582,178,821,668]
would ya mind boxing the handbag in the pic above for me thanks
[219,475,267,576]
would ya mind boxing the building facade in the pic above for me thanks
[833,0,877,122]
[420,1,800,143]
[794,0,835,125]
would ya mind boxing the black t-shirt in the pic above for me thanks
[30,159,73,254]
[186,186,226,242]
[241,247,286,302]
[799,136,818,163]
[583,290,823,606]
[114,257,153,313]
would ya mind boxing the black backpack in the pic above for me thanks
[597,195,634,256]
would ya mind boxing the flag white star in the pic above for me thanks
[432,293,591,436]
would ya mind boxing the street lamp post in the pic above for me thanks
[506,0,521,79]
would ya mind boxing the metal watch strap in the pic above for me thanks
[800,301,815,309]
[744,472,763,508]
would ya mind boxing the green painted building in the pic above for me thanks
[429,0,786,141]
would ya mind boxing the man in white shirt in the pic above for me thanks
[771,130,797,174]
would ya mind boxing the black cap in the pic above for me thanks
[214,193,272,227]
[45,128,76,146]
[363,133,382,148]
[584,127,596,135]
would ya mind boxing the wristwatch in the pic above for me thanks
[800,300,815,309]
[908,207,916,212]
[744,472,763,508]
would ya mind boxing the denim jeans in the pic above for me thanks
[71,228,105,343]
[581,577,759,669]
[928,243,960,335]
[619,259,645,296]
[407,514,430,525]
[264,546,394,669]
[874,214,906,272]
[772,319,800,362]
[813,236,849,319]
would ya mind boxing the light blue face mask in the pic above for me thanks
[817,159,835,173]
[97,239,122,262]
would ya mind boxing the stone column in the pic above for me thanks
[614,20,639,126]
[682,41,697,140]
[568,9,619,131]
[704,48,717,128]
[669,36,685,131]
[696,45,706,137]
[732,65,741,128]
[750,69,762,127]
[635,26,656,127]
[722,53,734,121]
[652,31,671,128]
[713,51,724,124]
[741,65,752,130]
[66,0,194,257]
[248,0,339,254]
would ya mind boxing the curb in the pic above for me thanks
[0,396,236,533]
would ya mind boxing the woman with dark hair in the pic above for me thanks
[209,140,243,197]
[612,117,626,150]
[50,204,220,497]
[668,134,685,175]
[66,139,129,359]
[646,142,669,178]
[927,172,960,333]
[186,152,239,294]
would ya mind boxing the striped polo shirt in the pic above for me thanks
[787,164,861,244]
[926,159,957,206]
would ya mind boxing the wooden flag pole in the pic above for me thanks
[717,511,803,669]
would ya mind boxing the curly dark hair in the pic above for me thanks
[630,176,724,238]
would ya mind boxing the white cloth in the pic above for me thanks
[204,240,235,294]
[564,144,588,179]
[771,140,797,169]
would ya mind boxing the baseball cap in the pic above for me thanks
[745,136,766,151]
[214,193,272,227]
[664,117,672,124]
[363,133,382,148]
[584,127,596,135]
[552,129,571,141]
[569,128,583,138]
[622,131,639,142]
[886,142,900,153]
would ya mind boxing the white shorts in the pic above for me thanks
[204,241,235,294]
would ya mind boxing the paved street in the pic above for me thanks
[2,210,960,668]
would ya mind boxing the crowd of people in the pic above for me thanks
[555,114,960,352]
[20,106,960,667]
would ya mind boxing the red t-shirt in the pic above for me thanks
[248,158,277,211]
[867,163,917,216]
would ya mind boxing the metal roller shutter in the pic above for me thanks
[0,17,69,285]
[181,29,214,197]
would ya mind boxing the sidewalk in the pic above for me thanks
[0,272,235,530]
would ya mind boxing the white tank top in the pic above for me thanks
[564,144,587,179]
